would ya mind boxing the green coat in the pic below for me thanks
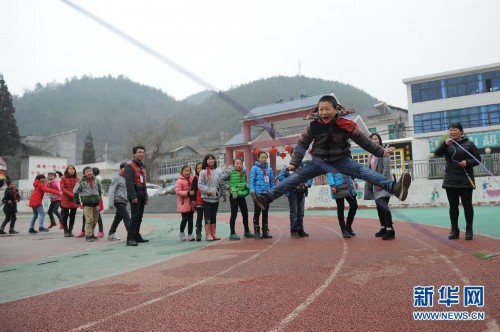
[228,169,249,198]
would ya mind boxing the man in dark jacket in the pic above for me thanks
[124,146,148,246]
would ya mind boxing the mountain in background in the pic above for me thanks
[13,75,380,162]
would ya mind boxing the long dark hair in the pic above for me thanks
[194,162,202,176]
[201,154,217,170]
[64,165,77,178]
[369,132,383,146]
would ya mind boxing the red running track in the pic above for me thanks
[1,215,499,331]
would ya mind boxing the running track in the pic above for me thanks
[0,213,499,331]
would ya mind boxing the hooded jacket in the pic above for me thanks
[290,117,385,168]
[2,187,21,213]
[363,155,392,200]
[73,176,102,207]
[176,174,194,213]
[108,170,128,207]
[249,161,274,193]
[327,173,357,200]
[29,179,60,207]
[198,168,225,203]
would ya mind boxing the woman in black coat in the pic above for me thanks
[434,123,481,240]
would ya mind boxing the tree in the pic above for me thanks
[128,118,180,182]
[82,130,96,164]
[0,75,20,156]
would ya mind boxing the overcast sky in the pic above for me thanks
[2,0,500,107]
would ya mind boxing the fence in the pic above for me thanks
[405,153,500,179]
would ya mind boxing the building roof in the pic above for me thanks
[224,129,265,147]
[167,145,198,154]
[402,62,500,84]
[243,94,325,120]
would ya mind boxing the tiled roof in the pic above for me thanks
[224,129,265,146]
[243,94,324,120]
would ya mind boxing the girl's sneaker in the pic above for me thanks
[96,232,104,238]
[244,231,254,238]
[38,227,49,232]
[179,232,186,241]
[187,234,195,241]
[229,233,241,240]
[75,231,86,238]
[9,230,19,234]
[29,228,38,234]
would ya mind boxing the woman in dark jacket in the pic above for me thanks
[434,123,481,240]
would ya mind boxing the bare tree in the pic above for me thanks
[128,118,180,182]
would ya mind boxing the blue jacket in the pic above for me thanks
[249,161,274,193]
[277,164,313,197]
[327,173,356,200]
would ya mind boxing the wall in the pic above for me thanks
[305,176,500,209]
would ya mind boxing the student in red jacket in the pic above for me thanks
[60,165,79,237]
[29,174,60,233]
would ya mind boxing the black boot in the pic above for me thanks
[465,224,473,240]
[262,226,272,239]
[448,227,460,240]
[126,238,138,246]
[382,227,395,240]
[254,226,262,239]
[346,218,356,236]
[341,227,351,238]
[375,227,386,237]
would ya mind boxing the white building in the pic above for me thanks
[403,62,500,160]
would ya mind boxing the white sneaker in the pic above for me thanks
[179,232,186,241]
[108,233,121,241]
[187,234,195,241]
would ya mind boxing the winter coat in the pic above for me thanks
[124,159,147,201]
[249,161,274,193]
[176,175,194,213]
[60,176,79,209]
[191,175,204,206]
[327,173,357,200]
[364,155,392,200]
[108,171,128,207]
[198,168,225,203]
[434,135,481,189]
[73,176,102,207]
[46,179,62,202]
[2,187,21,213]
[278,164,313,197]
[290,118,385,168]
[225,167,249,198]
[29,179,60,207]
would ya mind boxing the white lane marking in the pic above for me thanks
[409,235,499,330]
[271,226,348,332]
[72,228,283,331]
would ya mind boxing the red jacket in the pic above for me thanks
[29,179,60,207]
[60,176,80,209]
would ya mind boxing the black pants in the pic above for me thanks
[1,211,17,230]
[61,207,77,233]
[229,196,249,233]
[195,206,204,235]
[253,202,269,229]
[445,188,474,229]
[375,196,392,228]
[335,196,358,229]
[48,201,62,222]
[204,202,219,225]
[109,202,130,234]
[82,213,103,232]
[180,211,194,234]
[130,198,146,240]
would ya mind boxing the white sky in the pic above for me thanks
[2,0,500,107]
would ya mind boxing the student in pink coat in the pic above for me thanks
[176,165,195,241]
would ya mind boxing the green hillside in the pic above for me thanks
[14,75,380,161]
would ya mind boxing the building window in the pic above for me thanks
[368,127,377,133]
[410,69,500,103]
[413,103,500,134]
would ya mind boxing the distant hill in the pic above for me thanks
[14,75,380,162]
